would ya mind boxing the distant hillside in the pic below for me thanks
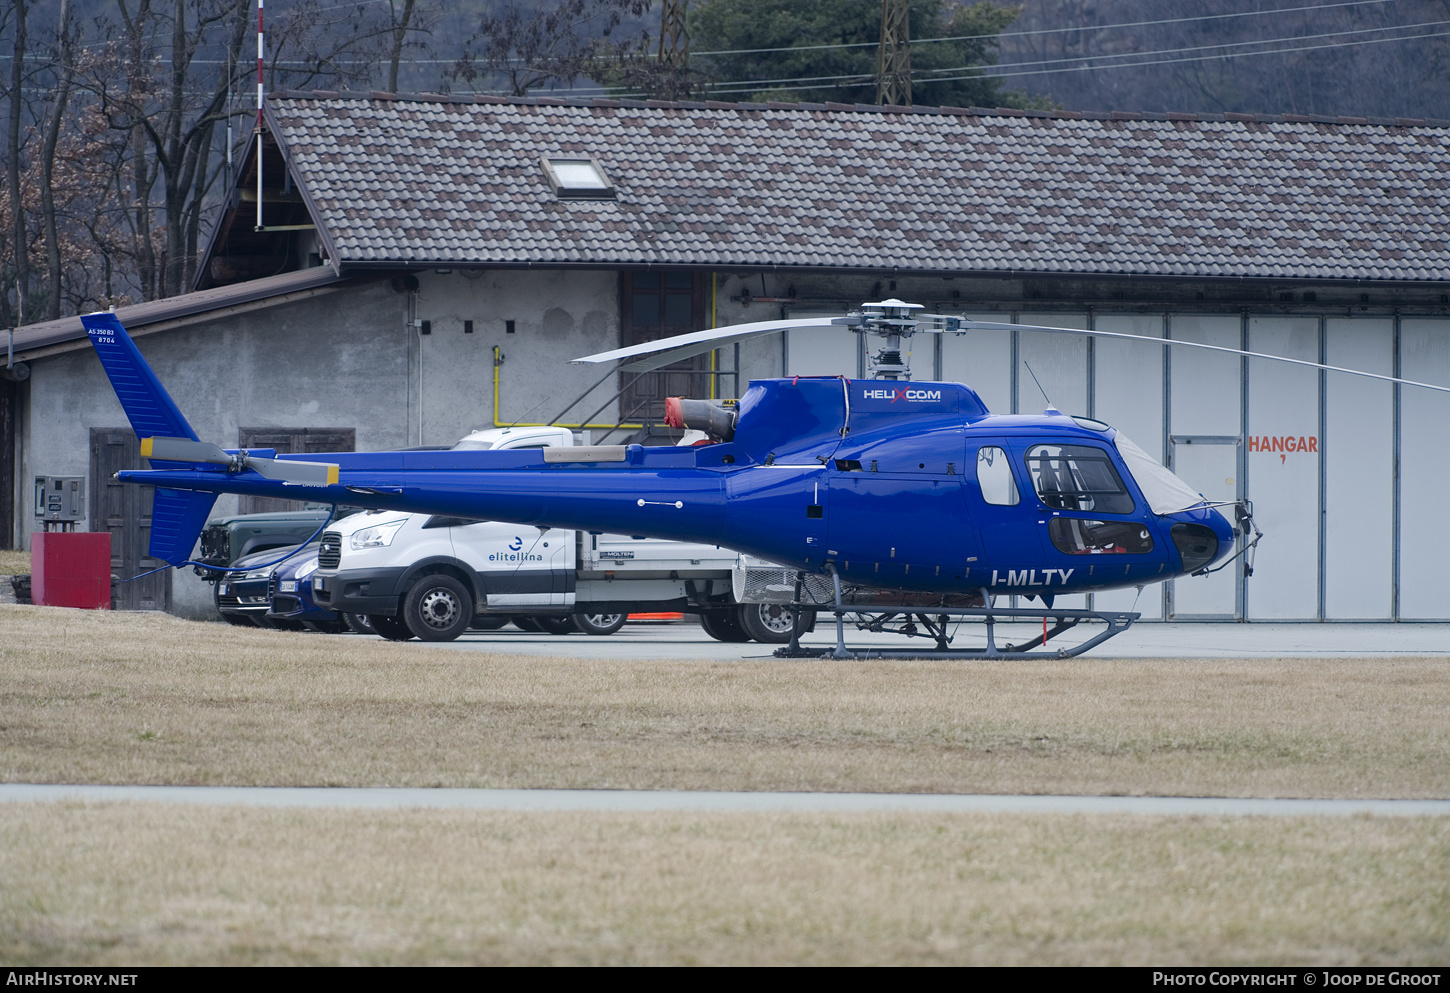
[996,0,1450,119]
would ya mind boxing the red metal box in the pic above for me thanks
[32,532,112,609]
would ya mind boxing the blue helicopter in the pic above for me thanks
[78,301,1447,657]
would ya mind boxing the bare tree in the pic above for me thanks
[449,0,653,97]
[6,0,30,328]
[38,0,77,320]
[388,0,418,92]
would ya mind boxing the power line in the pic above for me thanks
[700,22,1450,95]
[691,0,1401,59]
[917,16,1450,79]
[699,17,1450,94]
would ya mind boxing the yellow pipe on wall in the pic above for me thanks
[709,272,717,400]
[491,345,644,431]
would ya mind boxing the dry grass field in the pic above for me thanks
[0,549,30,575]
[2,605,1449,797]
[2,604,1448,965]
[1,804,1446,966]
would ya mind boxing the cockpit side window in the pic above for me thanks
[976,446,1020,506]
[1026,444,1134,515]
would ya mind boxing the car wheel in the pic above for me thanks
[403,574,474,642]
[511,615,542,632]
[574,612,626,636]
[469,615,509,631]
[536,615,578,635]
[368,614,413,641]
[343,613,375,635]
[738,603,815,644]
[698,609,750,642]
[304,617,348,634]
[220,612,255,627]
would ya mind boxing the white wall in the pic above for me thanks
[1245,317,1321,620]
[1093,315,1166,618]
[1324,319,1393,620]
[1399,319,1450,619]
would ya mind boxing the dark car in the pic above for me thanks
[214,544,306,626]
[265,545,349,633]
[197,506,363,581]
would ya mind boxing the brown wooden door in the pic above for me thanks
[620,271,709,424]
[90,428,169,611]
[237,427,356,514]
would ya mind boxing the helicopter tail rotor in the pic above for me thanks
[141,436,340,486]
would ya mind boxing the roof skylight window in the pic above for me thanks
[542,157,615,199]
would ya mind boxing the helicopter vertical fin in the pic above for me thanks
[148,488,219,566]
[81,313,216,567]
[80,312,200,443]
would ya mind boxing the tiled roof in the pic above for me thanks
[267,92,1450,283]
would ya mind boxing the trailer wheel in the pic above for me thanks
[574,612,627,635]
[738,603,815,644]
[369,614,414,641]
[403,575,473,642]
[699,609,750,642]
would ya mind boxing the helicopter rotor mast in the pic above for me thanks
[852,298,964,380]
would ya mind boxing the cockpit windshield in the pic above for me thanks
[1114,433,1205,515]
[1025,445,1134,514]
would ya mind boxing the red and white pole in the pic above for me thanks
[255,0,265,230]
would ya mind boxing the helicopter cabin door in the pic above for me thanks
[1167,436,1241,618]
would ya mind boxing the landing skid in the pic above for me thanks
[771,573,1139,660]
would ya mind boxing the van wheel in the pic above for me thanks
[738,603,814,644]
[343,613,375,635]
[403,575,473,642]
[574,612,626,636]
[699,609,750,642]
[536,615,578,635]
[369,614,414,641]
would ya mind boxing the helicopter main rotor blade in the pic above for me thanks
[948,320,1450,396]
[572,317,856,373]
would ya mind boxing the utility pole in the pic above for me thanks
[659,0,689,70]
[876,0,911,106]
[657,0,690,100]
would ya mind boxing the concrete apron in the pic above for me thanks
[2,784,1447,816]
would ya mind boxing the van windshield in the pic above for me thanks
[1114,433,1205,515]
[451,440,494,451]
